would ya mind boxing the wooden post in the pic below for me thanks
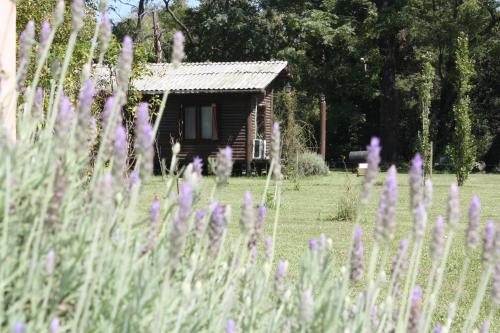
[320,93,326,159]
[0,0,17,142]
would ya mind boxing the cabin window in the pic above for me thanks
[201,106,212,139]
[184,106,197,140]
[183,104,218,140]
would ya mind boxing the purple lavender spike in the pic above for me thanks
[50,317,60,333]
[99,12,112,51]
[193,156,203,175]
[467,195,481,249]
[72,0,85,31]
[409,154,424,212]
[149,198,160,225]
[270,122,283,180]
[275,260,288,299]
[350,226,364,282]
[408,286,422,333]
[112,125,128,179]
[55,97,75,140]
[264,236,273,260]
[431,216,445,261]
[299,288,314,324]
[172,31,185,68]
[309,238,318,251]
[12,322,26,333]
[116,36,133,91]
[135,103,154,178]
[482,221,495,265]
[208,202,225,257]
[33,87,44,120]
[447,184,460,228]
[239,191,254,235]
[46,250,55,276]
[194,208,206,238]
[225,319,236,333]
[215,146,233,186]
[40,21,51,49]
[361,137,381,203]
[413,203,427,240]
[170,184,193,261]
[479,320,490,333]
[375,165,398,241]
[432,324,442,333]
[17,21,35,88]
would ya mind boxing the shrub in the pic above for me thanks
[296,151,329,176]
[333,172,358,221]
[1,3,498,332]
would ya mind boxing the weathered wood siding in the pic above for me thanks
[155,93,254,167]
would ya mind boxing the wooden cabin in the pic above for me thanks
[109,61,289,173]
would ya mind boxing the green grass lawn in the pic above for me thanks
[140,171,500,330]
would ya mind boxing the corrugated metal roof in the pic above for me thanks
[95,61,288,94]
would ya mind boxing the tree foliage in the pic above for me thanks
[447,33,476,185]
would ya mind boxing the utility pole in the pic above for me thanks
[320,93,326,160]
[0,0,17,142]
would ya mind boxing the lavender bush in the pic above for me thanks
[0,2,498,332]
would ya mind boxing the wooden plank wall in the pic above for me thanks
[155,93,253,168]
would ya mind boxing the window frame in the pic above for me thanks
[182,104,218,142]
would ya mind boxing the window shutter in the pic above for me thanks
[211,103,218,141]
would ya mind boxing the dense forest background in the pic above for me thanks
[18,0,500,168]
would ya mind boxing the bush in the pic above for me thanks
[296,151,329,176]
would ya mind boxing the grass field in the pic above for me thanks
[140,171,500,330]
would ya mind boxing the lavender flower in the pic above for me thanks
[142,197,161,255]
[391,239,409,298]
[72,0,85,31]
[170,184,193,262]
[53,0,65,25]
[409,154,424,212]
[135,103,154,178]
[40,20,51,50]
[215,147,233,187]
[76,80,95,152]
[309,238,318,251]
[350,226,364,282]
[264,236,272,261]
[361,137,381,203]
[96,172,114,208]
[193,157,203,174]
[102,96,121,138]
[17,21,35,88]
[33,88,44,121]
[208,202,225,257]
[479,320,491,333]
[194,208,206,238]
[47,168,68,226]
[129,171,139,190]
[54,97,75,148]
[99,12,112,53]
[408,286,422,333]
[116,36,133,91]
[431,216,445,261]
[299,288,314,324]
[249,204,266,248]
[172,31,185,68]
[467,195,481,249]
[239,191,254,235]
[275,260,288,299]
[374,165,398,241]
[413,203,427,240]
[49,317,60,333]
[250,245,257,264]
[112,125,128,180]
[12,322,26,333]
[46,250,55,276]
[432,324,442,333]
[183,159,202,193]
[482,221,495,265]
[270,122,282,180]
[447,184,460,228]
[492,259,500,306]
[225,319,236,333]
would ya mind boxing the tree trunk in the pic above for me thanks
[152,11,163,63]
[376,0,401,163]
[137,0,146,33]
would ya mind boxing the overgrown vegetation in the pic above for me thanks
[296,152,329,176]
[2,1,500,332]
